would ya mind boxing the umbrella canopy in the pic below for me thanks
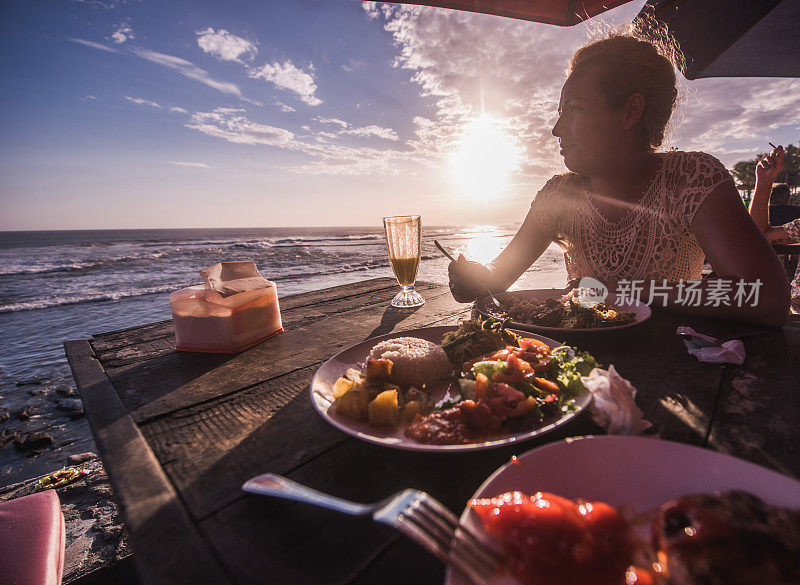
[383,0,633,26]
[638,0,800,79]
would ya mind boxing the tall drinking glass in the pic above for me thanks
[382,215,425,308]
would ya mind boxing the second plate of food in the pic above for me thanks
[447,435,800,585]
[476,289,652,334]
[309,325,592,452]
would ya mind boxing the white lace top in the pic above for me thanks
[782,218,800,300]
[529,151,733,282]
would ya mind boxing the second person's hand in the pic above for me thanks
[756,145,784,183]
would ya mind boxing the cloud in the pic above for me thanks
[184,108,406,175]
[673,78,800,166]
[341,125,399,141]
[276,102,295,112]
[361,4,599,182]
[341,58,365,72]
[186,108,295,147]
[314,116,348,128]
[196,28,257,63]
[170,106,188,114]
[125,95,161,108]
[249,60,322,106]
[169,161,210,168]
[310,117,398,141]
[71,0,125,8]
[110,23,134,44]
[366,2,800,182]
[130,46,245,99]
[69,37,118,53]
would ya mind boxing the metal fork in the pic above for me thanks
[242,473,499,585]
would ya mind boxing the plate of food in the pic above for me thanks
[476,289,652,334]
[309,319,596,451]
[448,435,800,585]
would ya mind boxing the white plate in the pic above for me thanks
[447,435,800,585]
[477,291,652,334]
[309,326,591,452]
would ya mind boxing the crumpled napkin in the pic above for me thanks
[676,326,745,365]
[199,261,272,297]
[581,365,652,435]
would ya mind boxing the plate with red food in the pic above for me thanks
[476,288,652,334]
[448,435,800,585]
[309,319,595,451]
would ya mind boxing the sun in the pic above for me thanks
[450,116,522,200]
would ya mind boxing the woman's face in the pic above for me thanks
[552,66,628,176]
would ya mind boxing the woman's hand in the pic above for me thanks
[448,255,493,303]
[755,146,784,183]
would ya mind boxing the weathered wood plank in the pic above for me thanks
[63,340,234,585]
[709,325,800,478]
[541,310,737,447]
[138,305,472,520]
[142,364,349,519]
[197,411,597,585]
[110,284,467,422]
[348,536,443,585]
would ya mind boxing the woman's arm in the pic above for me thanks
[644,180,790,326]
[448,208,553,302]
[748,146,783,231]
[764,226,795,244]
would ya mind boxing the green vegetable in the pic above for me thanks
[441,317,518,366]
[458,378,476,400]
[471,360,506,380]
[550,346,599,397]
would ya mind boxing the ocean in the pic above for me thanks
[0,226,568,486]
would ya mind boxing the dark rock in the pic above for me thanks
[16,376,44,386]
[57,398,84,412]
[67,452,97,464]
[15,432,54,451]
[27,389,42,396]
[16,407,32,421]
[57,386,78,397]
[68,409,85,420]
[0,429,19,447]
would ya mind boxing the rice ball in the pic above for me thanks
[368,336,451,389]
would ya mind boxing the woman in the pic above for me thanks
[748,146,800,311]
[449,33,789,326]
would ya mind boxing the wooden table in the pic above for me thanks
[64,278,800,585]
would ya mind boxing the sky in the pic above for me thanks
[1,0,799,230]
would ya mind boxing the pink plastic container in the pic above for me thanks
[170,283,283,353]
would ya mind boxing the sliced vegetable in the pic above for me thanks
[458,378,477,401]
[368,389,401,427]
[472,360,506,380]
[332,377,355,399]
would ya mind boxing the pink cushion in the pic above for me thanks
[0,490,65,585]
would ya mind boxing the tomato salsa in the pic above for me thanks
[469,491,635,585]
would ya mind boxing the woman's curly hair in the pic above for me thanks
[568,16,685,152]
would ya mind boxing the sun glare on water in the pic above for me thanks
[450,116,522,201]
